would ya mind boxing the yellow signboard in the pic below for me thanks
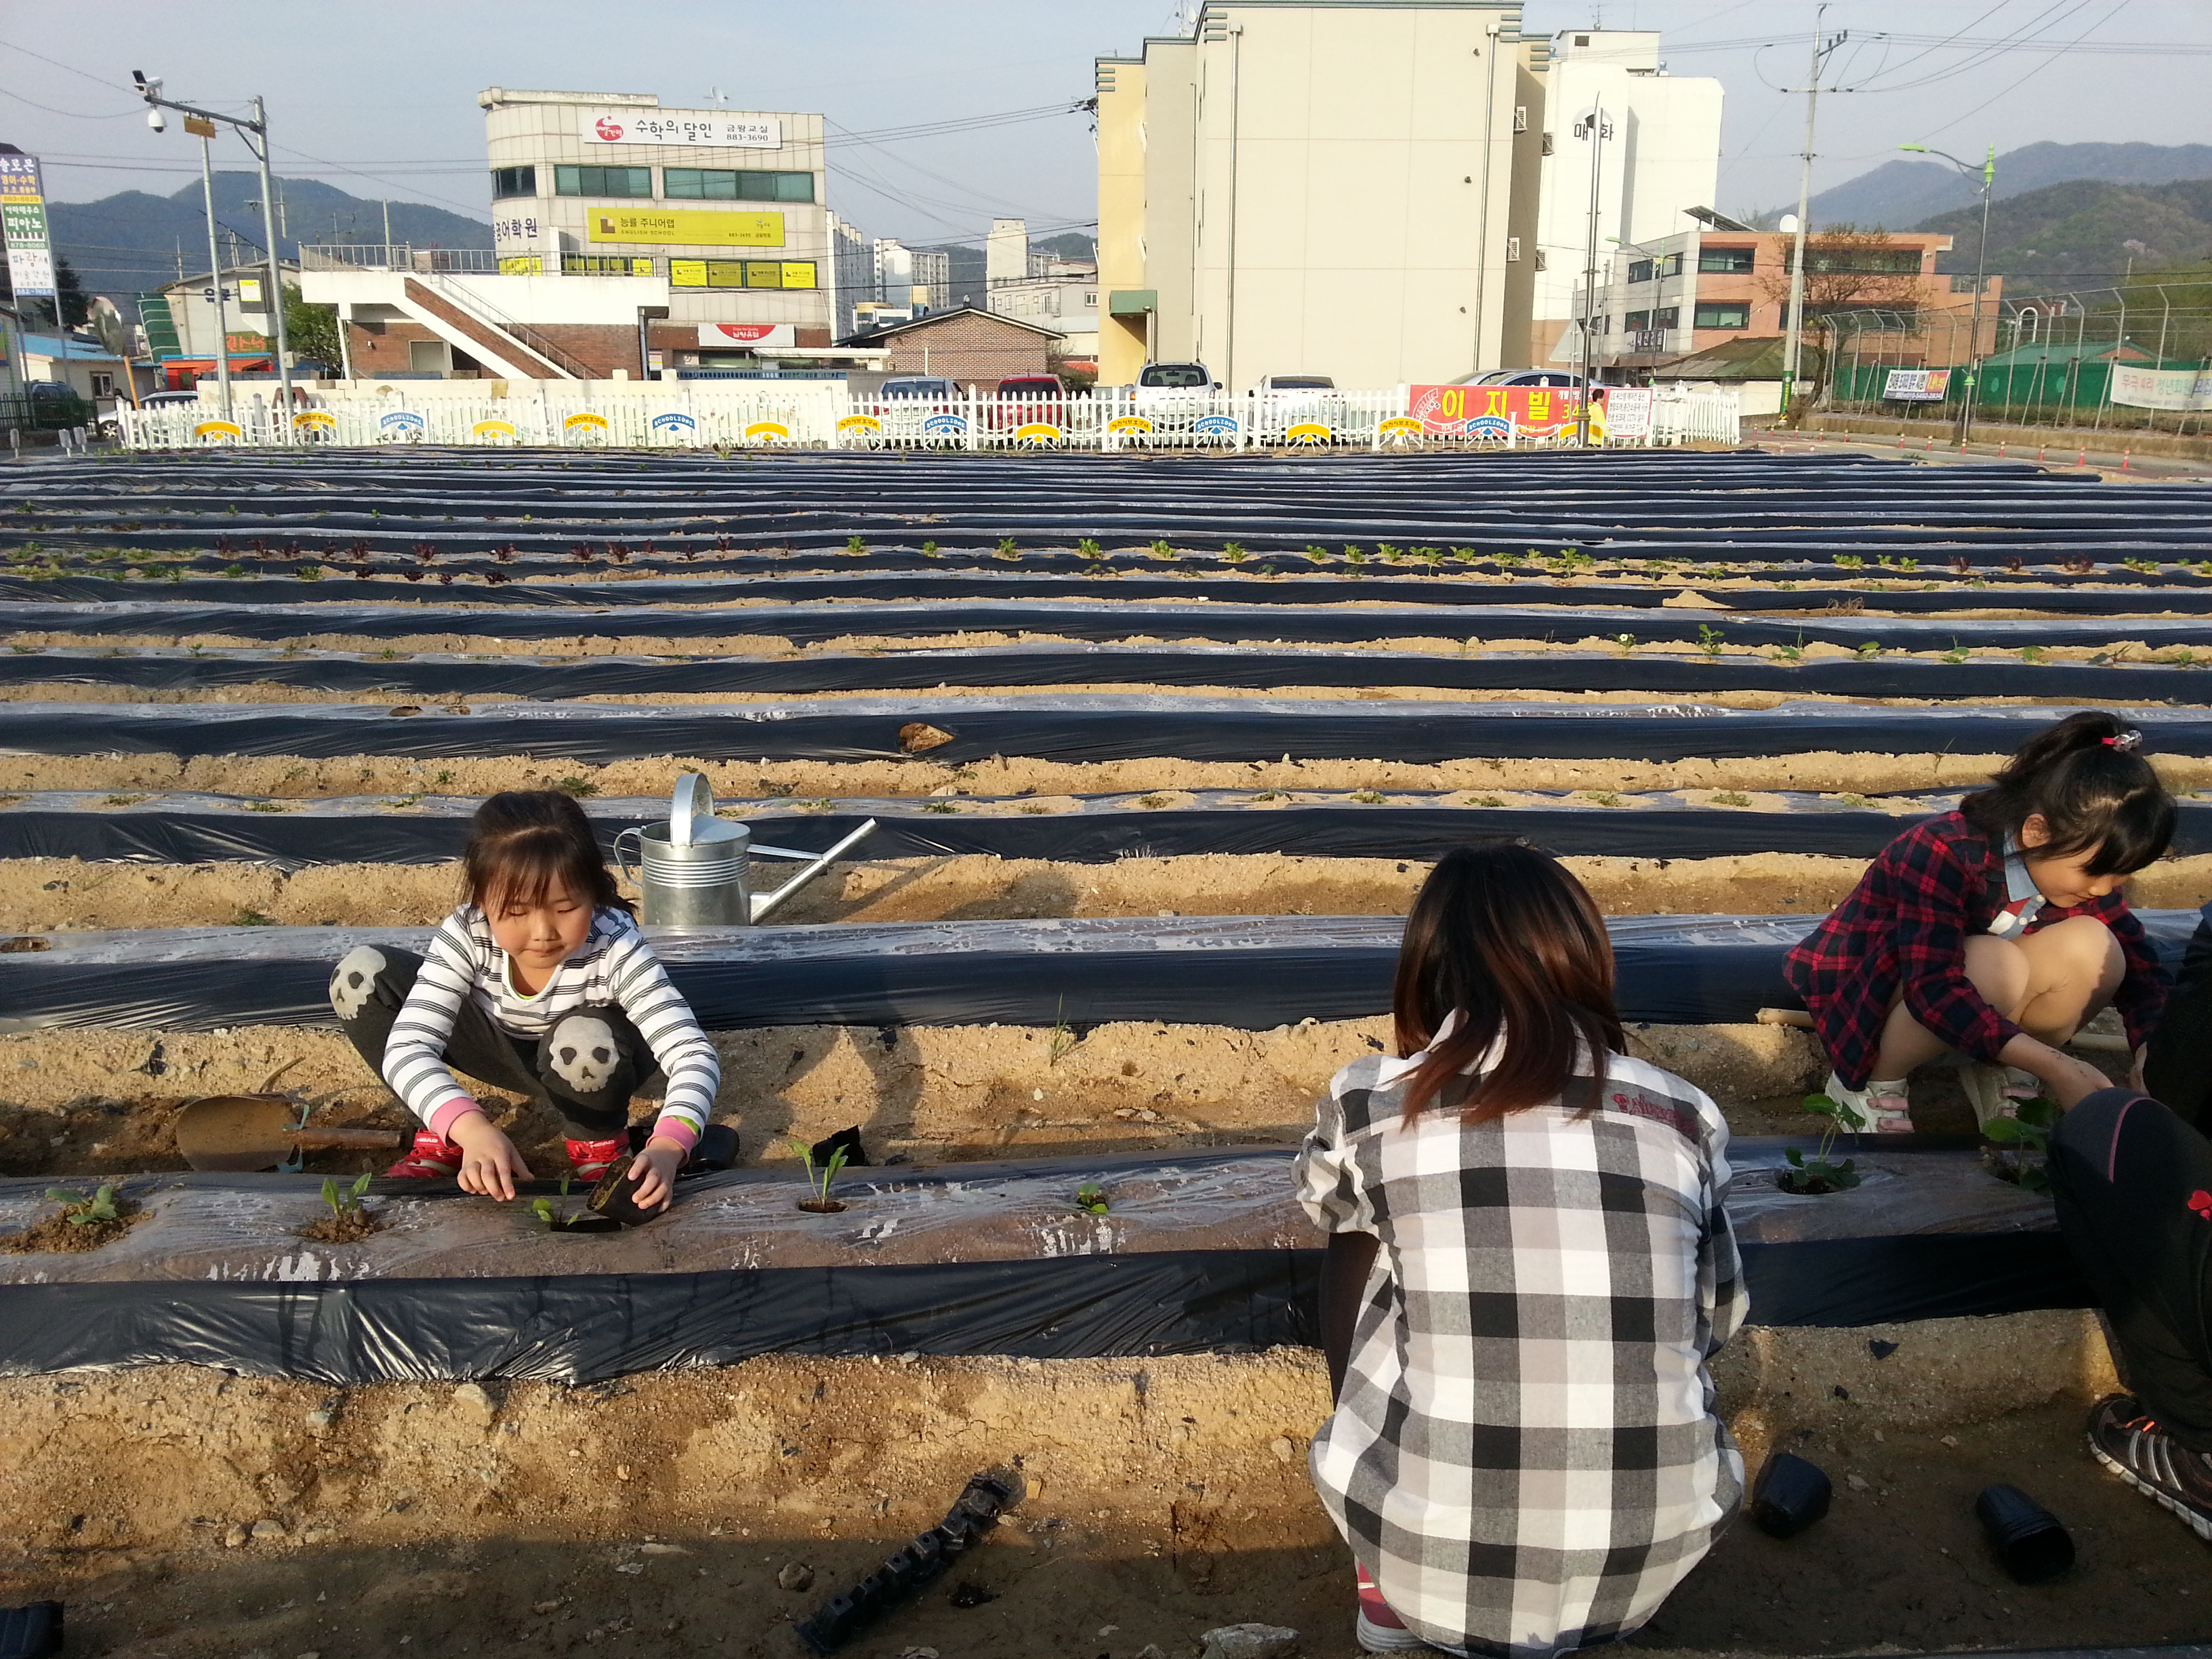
[291,411,337,431]
[1107,415,1153,434]
[472,419,518,440]
[744,420,790,443]
[1015,422,1062,445]
[836,415,882,435]
[192,419,243,441]
[1285,422,1333,445]
[588,208,783,247]
[1377,416,1422,436]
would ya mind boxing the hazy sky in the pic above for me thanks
[4,0,2208,244]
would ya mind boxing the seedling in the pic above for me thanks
[1149,539,1176,560]
[1983,1097,2057,1193]
[1137,794,1170,808]
[1854,640,1883,659]
[1304,544,1330,563]
[1074,1183,1109,1216]
[1376,544,1401,562]
[1942,644,1969,664]
[790,1137,851,1211]
[1077,537,1103,560]
[1779,1094,1862,1194]
[844,534,868,556]
[45,1184,120,1225]
[1615,633,1637,653]
[222,562,245,578]
[1472,794,1506,808]
[996,537,1019,557]
[921,540,940,556]
[1450,547,1478,564]
[1771,641,1804,663]
[1711,792,1752,807]
[556,776,599,798]
[1350,790,1385,804]
[1834,554,1865,571]
[1581,791,1624,807]
[1048,997,1079,1067]
[2019,644,2048,664]
[1343,546,1368,564]
[320,1171,374,1217]
[1222,543,1248,562]
[1492,549,1522,569]
[1696,623,1725,659]
[922,798,959,813]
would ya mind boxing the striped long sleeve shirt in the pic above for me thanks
[383,905,720,1144]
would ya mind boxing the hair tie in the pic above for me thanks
[2103,730,2143,752]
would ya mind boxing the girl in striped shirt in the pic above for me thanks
[327,790,721,1210]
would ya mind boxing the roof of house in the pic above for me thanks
[1647,334,1788,382]
[835,304,1065,348]
[1978,340,2154,367]
[18,333,125,363]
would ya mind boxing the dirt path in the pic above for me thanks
[0,1323,2205,1659]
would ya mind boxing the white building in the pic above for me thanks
[825,210,872,337]
[986,218,1028,287]
[1530,30,1723,369]
[985,274,1099,365]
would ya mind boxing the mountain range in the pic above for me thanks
[1793,142,2212,231]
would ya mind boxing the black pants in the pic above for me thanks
[2146,906,2212,1132]
[329,944,660,1139]
[2051,1087,2212,1452]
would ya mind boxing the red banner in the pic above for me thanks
[1408,384,1601,440]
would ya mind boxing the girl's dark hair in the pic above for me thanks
[1393,841,1625,1122]
[462,790,630,916]
[1960,710,2175,876]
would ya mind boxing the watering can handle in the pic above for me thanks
[670,772,715,848]
[613,827,642,886]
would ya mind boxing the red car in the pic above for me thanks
[992,375,1067,433]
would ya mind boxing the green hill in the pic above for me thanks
[1917,178,2212,295]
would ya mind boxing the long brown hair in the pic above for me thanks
[1392,842,1625,1122]
[462,790,630,917]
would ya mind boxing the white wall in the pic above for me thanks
[300,269,671,324]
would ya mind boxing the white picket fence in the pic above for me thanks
[115,384,1740,453]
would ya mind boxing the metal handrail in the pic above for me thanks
[411,271,588,380]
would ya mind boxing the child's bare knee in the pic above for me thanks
[1963,935,2032,1016]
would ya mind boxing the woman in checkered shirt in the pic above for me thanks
[1298,842,1746,1658]
[1783,710,2173,1133]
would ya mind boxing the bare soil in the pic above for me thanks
[295,1204,385,1246]
[0,1324,2205,1659]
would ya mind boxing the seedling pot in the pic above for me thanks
[798,1198,848,1214]
[588,1155,668,1227]
[1976,1483,2074,1583]
[547,1211,623,1235]
[1748,1451,1831,1538]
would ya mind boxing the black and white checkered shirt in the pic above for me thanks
[1296,1038,1747,1659]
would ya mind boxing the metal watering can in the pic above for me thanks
[614,775,878,926]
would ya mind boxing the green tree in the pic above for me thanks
[283,283,344,373]
[54,256,88,329]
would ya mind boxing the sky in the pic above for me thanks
[3,0,2209,245]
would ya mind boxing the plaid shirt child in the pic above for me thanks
[1297,1040,1746,1659]
[1784,810,2167,1091]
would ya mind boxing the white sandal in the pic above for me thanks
[1961,1063,2036,1132]
[1823,1071,1913,1134]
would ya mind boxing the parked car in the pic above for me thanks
[1253,373,1334,392]
[141,389,201,409]
[1136,362,1216,390]
[1464,369,1587,388]
[991,374,1067,433]
[878,377,956,401]
[1248,372,1345,438]
[5,381,98,431]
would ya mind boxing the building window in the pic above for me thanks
[670,258,818,289]
[553,164,653,199]
[1628,259,1654,285]
[562,254,657,276]
[1694,302,1751,329]
[90,372,115,397]
[1652,306,1680,329]
[663,167,814,203]
[1625,310,1652,331]
[1788,246,1921,274]
[1698,245,1755,273]
[491,165,537,200]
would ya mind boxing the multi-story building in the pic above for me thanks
[300,87,836,379]
[1094,6,1725,388]
[985,274,1100,367]
[1582,226,1998,381]
[1530,30,1723,369]
[825,210,872,337]
[912,249,952,313]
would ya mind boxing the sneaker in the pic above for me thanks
[385,1128,461,1179]
[1355,1565,1429,1654]
[565,1135,629,1183]
[1960,1063,2024,1132]
[1822,1071,1912,1134]
[2087,1395,2212,1542]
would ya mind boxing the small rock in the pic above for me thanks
[532,1599,567,1614]
[776,1561,814,1591]
[297,1652,322,1659]
[223,1521,251,1549]
[1845,1473,1871,1492]
[300,1527,334,1545]
[637,1542,687,1556]
[895,1649,939,1659]
[1269,1436,1295,1464]
[1097,1628,1118,1639]
[451,1382,495,1425]
[303,1408,334,1431]
[1136,1647,1168,1659]
[1199,1623,1300,1659]
[251,1517,288,1540]
[615,1562,644,1576]
[615,1464,633,1481]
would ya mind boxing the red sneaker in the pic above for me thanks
[386,1128,462,1179]
[565,1135,629,1183]
[1355,1563,1426,1653]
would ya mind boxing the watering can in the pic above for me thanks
[614,774,878,926]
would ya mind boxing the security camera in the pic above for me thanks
[147,108,166,133]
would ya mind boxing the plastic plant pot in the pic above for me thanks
[548,1210,623,1235]
[1748,1450,1832,1539]
[1975,1483,2075,1583]
[587,1155,665,1227]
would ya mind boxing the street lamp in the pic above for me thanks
[1900,142,1995,449]
[131,71,295,436]
[1572,104,1614,449]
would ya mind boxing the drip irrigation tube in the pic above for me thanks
[9,596,2211,652]
[2,641,2205,702]
[7,697,2211,766]
[1,787,2063,867]
[0,911,2196,1033]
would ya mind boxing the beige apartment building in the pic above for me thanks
[1096,5,1730,390]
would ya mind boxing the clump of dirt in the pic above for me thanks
[0,1186,142,1253]
[295,1204,384,1245]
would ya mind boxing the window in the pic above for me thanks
[1652,306,1679,329]
[1788,246,1921,274]
[561,253,657,276]
[1694,302,1750,329]
[1628,259,1654,285]
[1625,310,1652,331]
[1660,253,1683,276]
[1540,132,1555,155]
[1698,245,1755,274]
[669,259,817,289]
[491,165,537,199]
[1513,106,1528,132]
[1504,236,1521,262]
[663,167,814,202]
[1533,249,1547,271]
[553,164,653,198]
[90,372,115,398]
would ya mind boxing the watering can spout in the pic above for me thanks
[749,819,880,922]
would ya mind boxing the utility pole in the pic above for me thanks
[1780,7,1848,420]
[1471,19,1502,377]
[382,199,393,258]
[1901,141,1995,449]
[134,72,295,433]
[1573,101,1614,449]
[193,125,233,422]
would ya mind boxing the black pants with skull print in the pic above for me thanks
[329,945,659,1139]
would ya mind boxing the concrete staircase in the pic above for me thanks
[399,278,581,381]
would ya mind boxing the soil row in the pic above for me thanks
[10,850,2212,935]
[5,749,2209,804]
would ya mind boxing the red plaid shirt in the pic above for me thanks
[1784,810,2167,1090]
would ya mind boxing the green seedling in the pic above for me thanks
[1376,544,1401,562]
[1711,792,1752,807]
[1149,539,1176,560]
[532,1174,578,1229]
[845,534,867,555]
[1304,544,1331,563]
[232,907,274,927]
[556,776,599,798]
[1344,546,1368,564]
[996,537,1019,557]
[1835,793,1872,808]
[1416,546,1444,567]
[1983,1097,2057,1193]
[1222,543,1248,562]
[922,540,940,556]
[1472,794,1506,808]
[1048,996,1079,1067]
[1137,794,1170,808]
[1855,640,1883,660]
[247,800,291,813]
[1942,644,1969,664]
[1450,547,1478,564]
[1696,623,1725,659]
[1834,554,1865,571]
[321,1171,374,1217]
[45,1184,121,1226]
[1077,537,1103,560]
[1350,790,1386,804]
[1074,1183,1109,1216]
[1493,549,1523,569]
[789,1138,851,1206]
[295,564,323,581]
[1780,1094,1863,1194]
[1771,641,1804,663]
[2019,644,2047,664]
[1614,633,1637,653]
[222,562,245,578]
[1581,791,1624,808]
